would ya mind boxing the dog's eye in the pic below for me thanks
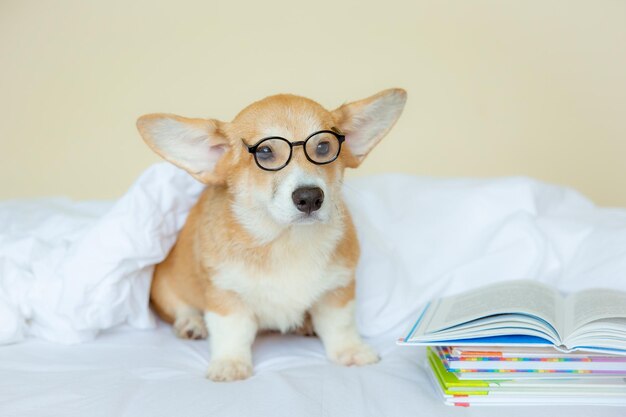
[256,145,274,161]
[316,141,330,156]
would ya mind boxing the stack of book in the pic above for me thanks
[398,280,626,407]
[426,345,626,406]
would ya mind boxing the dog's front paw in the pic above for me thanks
[330,343,380,367]
[206,358,253,382]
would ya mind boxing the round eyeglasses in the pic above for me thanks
[243,130,346,171]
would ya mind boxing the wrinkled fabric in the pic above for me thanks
[0,163,204,344]
[1,163,625,346]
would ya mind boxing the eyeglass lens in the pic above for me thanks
[254,138,292,170]
[304,132,341,164]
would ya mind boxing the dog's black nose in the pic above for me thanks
[292,187,324,214]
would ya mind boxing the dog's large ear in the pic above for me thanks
[136,114,230,184]
[332,88,407,168]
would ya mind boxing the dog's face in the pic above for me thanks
[137,89,406,240]
[225,95,346,231]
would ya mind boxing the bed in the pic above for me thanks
[1,164,625,416]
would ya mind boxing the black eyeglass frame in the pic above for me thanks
[242,129,346,171]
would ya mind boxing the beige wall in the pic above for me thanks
[1,0,625,206]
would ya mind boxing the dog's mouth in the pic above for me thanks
[291,213,324,225]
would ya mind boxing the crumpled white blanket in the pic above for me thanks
[1,163,625,345]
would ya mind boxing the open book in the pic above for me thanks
[399,280,626,355]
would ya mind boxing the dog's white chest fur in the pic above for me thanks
[212,226,350,332]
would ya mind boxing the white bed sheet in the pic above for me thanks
[2,164,626,416]
[1,323,624,417]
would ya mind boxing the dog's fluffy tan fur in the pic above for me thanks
[137,89,407,381]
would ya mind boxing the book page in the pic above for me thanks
[418,280,562,340]
[566,289,626,334]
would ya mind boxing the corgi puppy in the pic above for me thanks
[136,89,407,381]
